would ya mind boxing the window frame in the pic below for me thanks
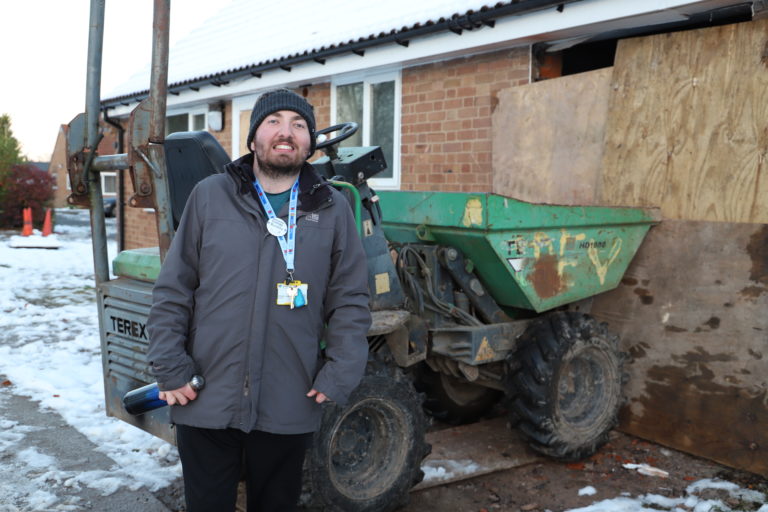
[101,172,117,197]
[165,105,208,135]
[331,70,402,189]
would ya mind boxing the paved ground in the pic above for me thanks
[0,374,169,512]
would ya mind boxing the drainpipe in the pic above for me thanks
[102,109,125,252]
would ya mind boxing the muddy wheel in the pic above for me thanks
[307,361,431,512]
[414,364,502,425]
[506,311,623,461]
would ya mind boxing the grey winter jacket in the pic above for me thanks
[146,154,371,434]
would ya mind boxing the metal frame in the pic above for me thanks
[65,0,174,427]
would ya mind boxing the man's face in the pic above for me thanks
[250,110,311,178]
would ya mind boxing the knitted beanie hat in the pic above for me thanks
[246,89,316,156]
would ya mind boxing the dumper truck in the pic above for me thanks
[66,2,658,511]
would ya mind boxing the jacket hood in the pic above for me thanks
[225,153,333,212]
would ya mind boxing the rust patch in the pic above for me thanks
[628,341,650,360]
[763,40,768,66]
[672,346,735,364]
[665,325,688,333]
[620,363,768,477]
[704,317,721,330]
[527,254,564,299]
[633,287,654,305]
[621,277,638,286]
[746,225,768,284]
[740,285,767,299]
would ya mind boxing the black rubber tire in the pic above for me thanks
[506,311,623,461]
[307,361,431,512]
[414,364,502,425]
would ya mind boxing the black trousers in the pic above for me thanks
[175,425,313,512]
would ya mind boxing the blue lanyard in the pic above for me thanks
[253,178,300,279]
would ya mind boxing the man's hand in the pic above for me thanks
[159,383,198,406]
[306,389,328,404]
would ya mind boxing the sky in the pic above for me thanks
[0,1,230,162]
[1,213,767,509]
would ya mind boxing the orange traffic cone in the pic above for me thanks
[42,208,53,236]
[21,208,33,236]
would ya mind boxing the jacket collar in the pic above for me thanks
[225,153,333,212]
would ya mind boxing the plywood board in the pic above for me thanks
[492,68,611,205]
[414,417,541,490]
[239,108,251,157]
[600,19,768,223]
[591,220,768,477]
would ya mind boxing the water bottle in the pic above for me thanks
[122,375,205,415]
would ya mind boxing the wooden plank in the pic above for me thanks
[590,220,768,477]
[414,417,541,490]
[492,68,611,205]
[599,19,768,223]
[239,108,251,157]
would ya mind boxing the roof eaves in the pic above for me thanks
[101,0,578,109]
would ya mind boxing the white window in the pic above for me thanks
[331,71,401,189]
[166,106,207,135]
[101,172,117,197]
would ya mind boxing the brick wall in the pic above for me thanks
[400,47,530,192]
[49,126,69,208]
[208,101,233,157]
[301,83,331,134]
[122,105,236,250]
[119,48,531,247]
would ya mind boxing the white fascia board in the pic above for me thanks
[106,0,739,118]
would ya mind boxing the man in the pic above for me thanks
[147,89,371,511]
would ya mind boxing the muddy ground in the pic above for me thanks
[155,427,767,511]
[402,429,767,512]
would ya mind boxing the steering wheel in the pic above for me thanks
[316,122,359,149]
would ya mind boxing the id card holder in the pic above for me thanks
[276,281,309,308]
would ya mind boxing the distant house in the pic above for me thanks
[49,125,116,209]
[30,162,48,172]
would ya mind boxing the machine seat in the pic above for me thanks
[165,131,231,229]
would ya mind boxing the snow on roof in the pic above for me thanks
[104,0,525,101]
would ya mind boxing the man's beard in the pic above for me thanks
[255,153,302,179]
[254,139,304,179]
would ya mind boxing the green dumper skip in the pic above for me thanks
[377,190,659,313]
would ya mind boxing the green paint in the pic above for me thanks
[378,190,658,313]
[110,190,659,314]
[112,247,161,282]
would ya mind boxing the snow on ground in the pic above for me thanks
[0,209,181,508]
[566,478,768,512]
[0,208,765,512]
[422,459,482,482]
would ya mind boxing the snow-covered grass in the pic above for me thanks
[0,209,766,512]
[0,210,181,507]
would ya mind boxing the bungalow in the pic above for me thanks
[100,0,754,248]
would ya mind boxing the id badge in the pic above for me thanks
[276,281,309,309]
